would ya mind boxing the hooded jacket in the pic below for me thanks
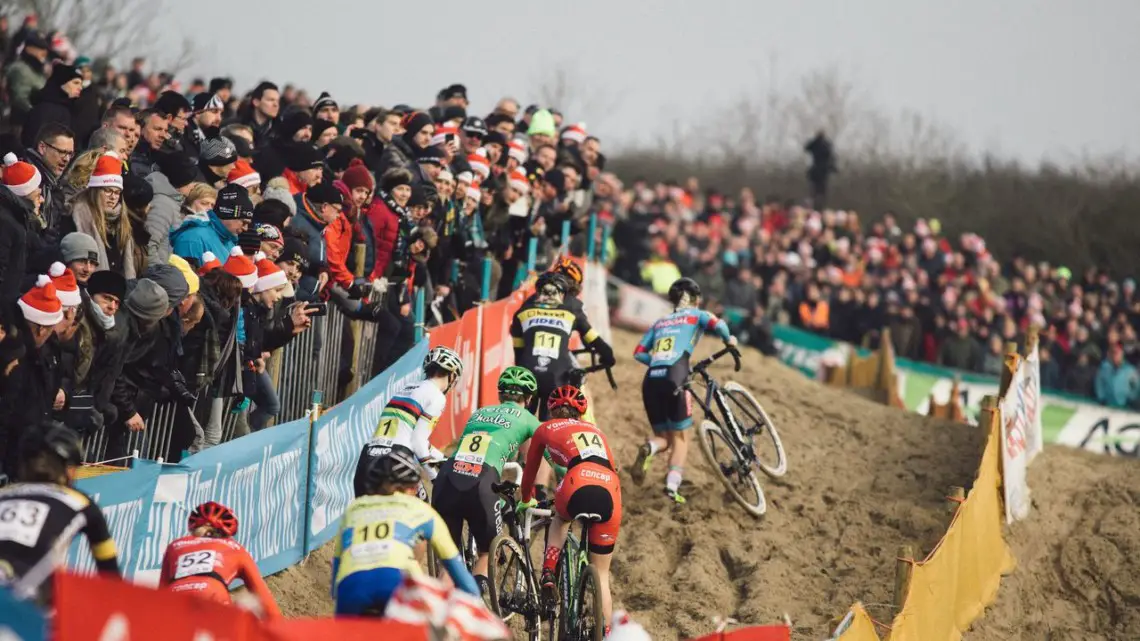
[144,171,185,264]
[289,194,329,301]
[170,210,238,264]
[3,50,47,119]
[0,188,32,307]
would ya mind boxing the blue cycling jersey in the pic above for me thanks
[634,307,731,368]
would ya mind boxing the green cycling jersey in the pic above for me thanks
[451,401,542,474]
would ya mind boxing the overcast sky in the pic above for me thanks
[162,0,1139,164]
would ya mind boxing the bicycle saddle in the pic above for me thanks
[575,513,604,523]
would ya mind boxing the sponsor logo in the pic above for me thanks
[580,469,611,482]
[453,461,483,477]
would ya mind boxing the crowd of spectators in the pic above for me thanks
[613,183,1140,409]
[0,14,618,470]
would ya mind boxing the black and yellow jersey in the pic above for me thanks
[511,298,598,375]
[0,483,120,601]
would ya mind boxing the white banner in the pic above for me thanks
[611,280,672,333]
[1000,363,1032,523]
[1024,345,1044,461]
[583,261,612,343]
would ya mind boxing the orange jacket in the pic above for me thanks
[799,300,830,331]
[325,212,355,288]
[283,168,308,196]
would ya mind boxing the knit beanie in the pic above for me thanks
[238,229,261,255]
[198,251,222,274]
[256,223,284,249]
[19,275,64,326]
[223,247,258,289]
[155,152,198,189]
[284,144,324,172]
[312,119,337,143]
[341,158,375,192]
[215,184,254,221]
[87,152,124,190]
[60,232,100,264]
[261,177,297,216]
[122,173,154,212]
[278,110,314,140]
[191,92,224,113]
[125,278,170,322]
[312,92,338,115]
[527,109,556,138]
[417,146,446,167]
[483,131,508,149]
[227,160,261,189]
[143,263,190,310]
[168,255,200,296]
[2,153,42,197]
[48,262,81,307]
[253,252,288,293]
[200,137,238,167]
[47,63,81,88]
[279,238,310,271]
[401,112,433,142]
[306,182,344,206]
[86,270,127,302]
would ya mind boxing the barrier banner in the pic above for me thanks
[1024,344,1044,461]
[307,340,428,549]
[428,319,464,446]
[0,585,45,641]
[999,362,1032,523]
[583,261,612,343]
[610,277,672,333]
[266,618,429,641]
[688,625,791,641]
[448,306,483,443]
[68,459,161,581]
[479,293,524,407]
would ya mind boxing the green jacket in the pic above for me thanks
[4,57,46,117]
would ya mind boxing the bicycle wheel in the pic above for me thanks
[544,556,563,641]
[724,381,788,478]
[573,565,606,641]
[697,420,767,517]
[487,533,531,623]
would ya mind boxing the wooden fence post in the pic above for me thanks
[893,544,915,611]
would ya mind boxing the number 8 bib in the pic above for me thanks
[456,432,492,465]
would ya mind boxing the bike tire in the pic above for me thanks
[486,533,530,623]
[545,556,563,641]
[425,546,440,578]
[576,565,606,641]
[697,419,767,517]
[724,381,788,478]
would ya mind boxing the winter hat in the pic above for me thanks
[400,111,433,140]
[228,135,254,160]
[312,92,338,115]
[527,109,556,138]
[155,152,198,188]
[466,180,482,201]
[543,168,566,195]
[380,168,414,193]
[306,181,344,207]
[430,124,459,147]
[223,247,258,289]
[455,171,474,186]
[200,137,238,167]
[86,152,124,190]
[60,232,100,264]
[437,169,454,183]
[122,173,154,212]
[125,278,170,322]
[261,177,297,215]
[47,63,82,88]
[2,153,42,197]
[341,158,375,192]
[198,251,222,274]
[311,119,337,142]
[278,110,314,141]
[143,262,190,309]
[256,223,284,249]
[48,262,81,307]
[441,105,467,123]
[462,117,488,138]
[408,184,430,208]
[284,144,324,172]
[19,275,64,326]
[560,123,587,144]
[168,254,200,296]
[227,160,261,189]
[416,146,446,167]
[483,131,508,149]
[253,252,288,293]
[215,184,255,221]
[508,168,530,194]
[191,92,224,113]
[278,238,309,271]
[87,270,127,302]
[238,229,261,255]
[508,139,528,164]
[467,149,490,179]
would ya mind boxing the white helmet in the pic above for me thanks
[424,346,464,380]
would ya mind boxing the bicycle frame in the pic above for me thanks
[559,520,593,636]
[684,370,749,448]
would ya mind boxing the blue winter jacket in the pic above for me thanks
[169,211,238,264]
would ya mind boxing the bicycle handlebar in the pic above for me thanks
[571,348,618,390]
[692,346,742,374]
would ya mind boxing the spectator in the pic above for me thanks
[20,122,75,235]
[1065,351,1097,397]
[291,182,345,301]
[367,168,413,280]
[1039,344,1062,390]
[236,81,280,147]
[87,126,128,159]
[70,58,102,145]
[227,160,262,203]
[145,151,199,263]
[938,318,982,371]
[1095,344,1139,408]
[3,31,49,133]
[184,92,225,159]
[242,255,298,431]
[0,154,43,305]
[129,109,172,177]
[96,104,137,155]
[60,232,100,286]
[170,183,252,264]
[280,143,323,196]
[804,130,837,208]
[979,335,1005,376]
[63,270,128,438]
[380,111,431,177]
[121,173,154,274]
[797,283,830,333]
[181,267,242,451]
[67,151,138,278]
[197,137,238,189]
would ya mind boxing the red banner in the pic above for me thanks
[451,306,482,436]
[688,626,792,641]
[428,319,462,448]
[265,618,428,641]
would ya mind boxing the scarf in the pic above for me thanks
[89,300,116,330]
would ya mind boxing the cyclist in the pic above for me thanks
[159,502,281,619]
[511,271,615,420]
[354,346,464,498]
[629,277,739,504]
[527,256,585,313]
[0,423,120,603]
[333,444,479,616]
[518,385,620,629]
[431,365,546,582]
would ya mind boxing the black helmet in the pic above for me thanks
[535,271,570,296]
[21,422,84,468]
[365,445,421,491]
[668,277,702,306]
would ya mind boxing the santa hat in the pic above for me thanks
[466,180,482,201]
[87,152,124,190]
[467,149,490,179]
[455,171,473,185]
[252,252,288,293]
[2,152,42,197]
[199,251,222,274]
[227,159,261,189]
[222,246,258,289]
[19,275,64,326]
[508,169,529,194]
[560,123,587,144]
[430,125,459,147]
[48,262,81,307]
[508,139,528,164]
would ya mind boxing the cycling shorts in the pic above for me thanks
[431,462,503,553]
[554,461,622,554]
[335,567,405,616]
[642,357,692,431]
[166,576,232,604]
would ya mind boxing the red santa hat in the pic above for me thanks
[560,122,587,144]
[466,180,482,201]
[508,139,528,164]
[431,125,459,148]
[2,152,42,197]
[455,171,473,186]
[87,152,124,190]
[227,159,261,189]
[252,252,288,293]
[508,169,529,194]
[19,275,64,326]
[467,149,490,179]
[198,251,222,274]
[222,246,258,289]
[48,262,82,307]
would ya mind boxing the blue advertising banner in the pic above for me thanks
[69,460,161,579]
[306,340,428,550]
[0,586,46,640]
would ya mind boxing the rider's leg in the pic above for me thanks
[665,428,689,491]
[588,551,614,625]
[542,513,570,578]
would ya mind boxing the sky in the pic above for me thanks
[159,0,1140,164]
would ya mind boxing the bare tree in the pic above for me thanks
[531,61,621,131]
[9,0,197,74]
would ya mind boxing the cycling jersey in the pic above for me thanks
[372,380,447,461]
[633,308,731,368]
[512,299,600,420]
[451,401,541,476]
[159,536,281,618]
[332,492,478,615]
[0,483,119,602]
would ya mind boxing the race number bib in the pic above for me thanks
[456,433,492,466]
[573,432,608,461]
[652,336,676,355]
[532,331,562,359]
[351,521,396,563]
[0,501,49,547]
[173,550,217,579]
[373,417,401,447]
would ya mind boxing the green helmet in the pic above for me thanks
[498,366,538,396]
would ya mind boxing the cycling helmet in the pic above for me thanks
[366,444,422,490]
[189,501,239,537]
[668,277,702,306]
[498,365,538,396]
[551,257,583,288]
[547,385,588,415]
[20,422,83,468]
[535,271,570,297]
[424,346,463,380]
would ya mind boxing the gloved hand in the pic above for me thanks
[516,497,538,516]
[593,339,617,368]
[231,398,251,414]
[349,279,372,298]
[725,335,739,348]
[170,370,198,407]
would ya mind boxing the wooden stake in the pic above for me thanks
[893,544,915,611]
[946,486,966,525]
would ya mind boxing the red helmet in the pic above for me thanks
[188,501,238,537]
[547,385,588,415]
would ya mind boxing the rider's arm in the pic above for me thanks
[519,427,548,502]
[633,327,655,365]
[511,314,525,364]
[81,502,121,576]
[237,549,282,619]
[699,310,733,342]
[427,512,480,596]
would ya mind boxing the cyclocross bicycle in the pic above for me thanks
[485,478,552,640]
[682,346,787,517]
[545,512,606,641]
